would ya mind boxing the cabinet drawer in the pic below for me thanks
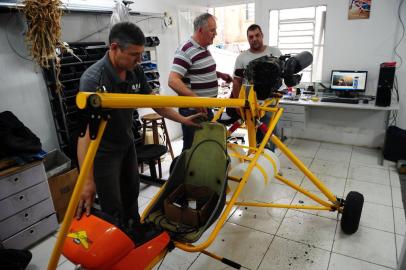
[281,104,305,114]
[0,181,50,220]
[0,163,46,200]
[280,112,305,122]
[279,120,291,128]
[0,198,55,240]
[2,214,58,249]
[291,121,305,129]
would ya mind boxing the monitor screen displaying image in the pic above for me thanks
[330,70,368,92]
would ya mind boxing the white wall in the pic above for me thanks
[256,0,398,91]
[396,1,406,129]
[0,14,59,151]
[255,0,406,146]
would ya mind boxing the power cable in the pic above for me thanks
[5,13,33,62]
[394,0,405,67]
[75,15,166,43]
[75,24,110,43]
[135,16,165,24]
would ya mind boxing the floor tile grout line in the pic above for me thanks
[255,147,304,270]
[326,144,354,270]
[291,207,398,235]
[185,252,202,270]
[326,216,340,270]
[225,220,277,237]
[330,251,397,270]
[346,177,394,187]
[349,146,397,269]
[270,234,334,253]
[185,207,255,270]
[389,164,400,266]
[253,141,318,270]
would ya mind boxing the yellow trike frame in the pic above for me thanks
[48,86,343,269]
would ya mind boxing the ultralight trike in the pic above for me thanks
[47,52,364,270]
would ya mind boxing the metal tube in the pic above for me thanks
[271,135,338,203]
[274,174,334,208]
[76,92,246,109]
[233,201,331,211]
[48,120,107,270]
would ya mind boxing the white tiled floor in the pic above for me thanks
[26,138,405,270]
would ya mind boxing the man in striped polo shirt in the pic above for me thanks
[168,13,232,151]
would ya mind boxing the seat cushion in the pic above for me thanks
[136,144,167,160]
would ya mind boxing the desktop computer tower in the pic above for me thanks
[375,62,396,107]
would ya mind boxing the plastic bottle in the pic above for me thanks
[288,87,293,96]
[353,76,359,89]
[228,149,280,200]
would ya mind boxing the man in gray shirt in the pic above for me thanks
[232,24,282,150]
[232,24,282,98]
[76,22,202,227]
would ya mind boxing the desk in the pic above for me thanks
[279,99,399,148]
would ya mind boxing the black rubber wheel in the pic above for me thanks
[341,191,364,234]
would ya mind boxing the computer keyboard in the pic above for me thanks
[320,97,359,104]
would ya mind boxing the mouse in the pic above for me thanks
[362,99,369,104]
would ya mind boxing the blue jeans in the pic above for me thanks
[179,108,213,151]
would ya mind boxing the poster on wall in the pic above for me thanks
[348,0,371,20]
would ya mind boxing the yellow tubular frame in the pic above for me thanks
[48,120,107,270]
[48,87,342,269]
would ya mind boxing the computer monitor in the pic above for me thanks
[330,70,368,97]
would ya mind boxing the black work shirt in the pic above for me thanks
[79,52,152,151]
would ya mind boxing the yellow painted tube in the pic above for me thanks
[271,135,338,203]
[76,92,246,110]
[233,201,331,211]
[141,182,167,222]
[258,106,278,113]
[227,143,258,152]
[274,174,334,208]
[227,175,241,182]
[47,120,107,270]
[212,107,225,122]
[245,109,257,150]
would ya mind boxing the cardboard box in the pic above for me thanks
[48,168,78,223]
[164,184,218,227]
[44,149,71,179]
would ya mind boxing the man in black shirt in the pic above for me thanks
[76,22,201,227]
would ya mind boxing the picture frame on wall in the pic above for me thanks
[348,0,371,20]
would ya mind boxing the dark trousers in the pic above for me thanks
[256,111,279,151]
[94,143,140,227]
[179,108,214,151]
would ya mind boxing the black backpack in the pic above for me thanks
[0,111,42,158]
[0,248,32,270]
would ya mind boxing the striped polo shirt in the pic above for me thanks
[171,38,218,97]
